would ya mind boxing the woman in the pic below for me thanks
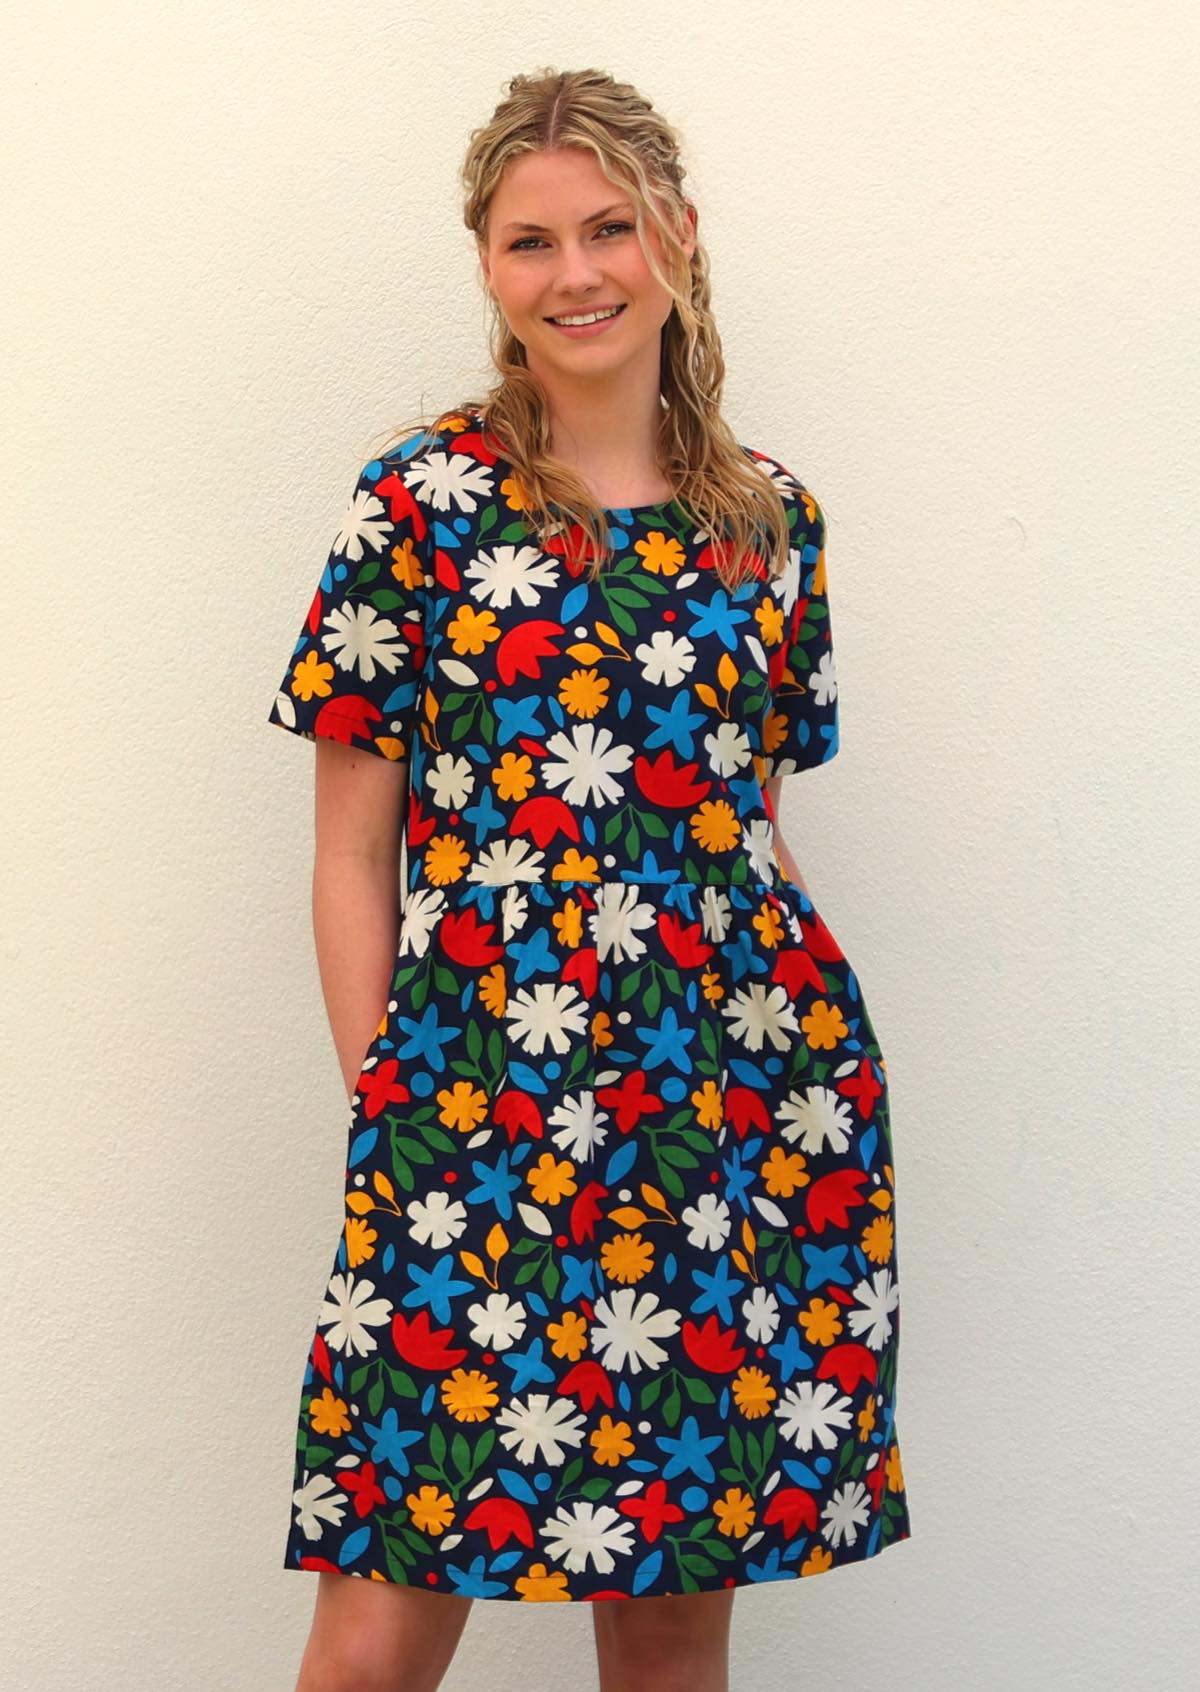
[268,65,911,1692]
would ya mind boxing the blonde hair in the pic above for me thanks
[369,66,794,591]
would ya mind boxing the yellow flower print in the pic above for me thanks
[762,707,791,759]
[713,1486,756,1538]
[760,1144,809,1198]
[862,1212,895,1264]
[492,752,536,802]
[601,1231,654,1284]
[406,1484,455,1535]
[590,1415,636,1466]
[291,648,334,702]
[857,1393,878,1442]
[478,964,506,1017]
[308,1387,352,1438]
[558,668,610,718]
[801,999,850,1050]
[755,597,785,646]
[691,1079,723,1130]
[591,1009,614,1048]
[701,968,724,1004]
[344,1214,378,1267]
[500,472,534,515]
[801,1545,834,1576]
[424,833,469,885]
[731,1366,776,1418]
[389,535,425,592]
[555,849,601,883]
[799,1298,844,1346]
[887,1443,905,1492]
[752,900,785,949]
[690,799,739,853]
[551,898,583,948]
[436,1081,489,1133]
[547,1308,589,1361]
[514,1562,571,1602]
[636,531,687,575]
[447,602,501,656]
[441,1367,499,1423]
[526,1153,578,1205]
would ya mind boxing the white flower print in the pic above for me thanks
[403,447,496,514]
[742,1284,781,1343]
[468,839,546,886]
[405,1188,469,1249]
[506,981,590,1056]
[633,629,696,686]
[464,543,559,609]
[333,485,394,561]
[741,818,778,883]
[548,1091,610,1162]
[808,647,838,706]
[774,1378,854,1452]
[777,1085,855,1156]
[467,1291,528,1351]
[426,752,474,810]
[847,1266,900,1351]
[700,885,732,942]
[292,1472,349,1541]
[591,884,658,964]
[589,1287,681,1375]
[721,982,802,1051]
[398,887,447,958]
[704,720,753,777]
[821,1480,873,1548]
[540,1500,637,1573]
[494,1391,588,1466]
[317,1272,392,1359]
[542,723,634,807]
[321,601,410,685]
[680,1191,731,1250]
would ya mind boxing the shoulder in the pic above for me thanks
[739,440,823,528]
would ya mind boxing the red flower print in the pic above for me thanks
[356,1056,410,1121]
[680,1313,747,1373]
[391,1310,469,1371]
[632,749,712,808]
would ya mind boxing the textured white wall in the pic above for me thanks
[4,1,1197,1688]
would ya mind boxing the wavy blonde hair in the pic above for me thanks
[368,66,794,591]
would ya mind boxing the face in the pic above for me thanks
[478,147,696,386]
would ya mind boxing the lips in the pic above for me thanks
[544,303,627,324]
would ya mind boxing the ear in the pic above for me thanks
[682,202,698,260]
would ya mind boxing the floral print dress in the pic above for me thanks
[266,408,911,1600]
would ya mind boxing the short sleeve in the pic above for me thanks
[762,490,840,776]
[267,456,431,761]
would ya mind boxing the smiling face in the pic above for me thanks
[478,147,695,389]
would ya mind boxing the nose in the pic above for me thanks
[551,239,606,293]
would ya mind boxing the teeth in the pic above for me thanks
[550,305,622,326]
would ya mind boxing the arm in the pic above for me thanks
[764,774,812,900]
[312,739,411,1100]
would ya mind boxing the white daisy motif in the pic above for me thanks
[506,982,590,1056]
[633,629,696,686]
[406,1188,469,1249]
[464,544,560,609]
[591,884,658,964]
[398,887,447,958]
[589,1287,681,1375]
[426,752,475,810]
[321,601,411,685]
[403,447,496,514]
[548,1091,610,1162]
[499,884,530,939]
[317,1272,393,1359]
[742,1284,781,1343]
[821,1479,873,1548]
[542,723,634,807]
[540,1499,638,1573]
[721,982,802,1051]
[703,720,753,777]
[680,1191,731,1250]
[700,885,732,942]
[467,1291,528,1351]
[808,648,838,705]
[847,1267,900,1351]
[467,839,546,886]
[292,1471,349,1541]
[494,1391,588,1466]
[333,485,395,561]
[741,818,777,883]
[774,1378,854,1452]
[777,1085,854,1155]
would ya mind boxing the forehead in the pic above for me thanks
[491,148,637,229]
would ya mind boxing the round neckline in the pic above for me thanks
[467,410,679,517]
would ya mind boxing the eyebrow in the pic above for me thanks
[500,202,635,235]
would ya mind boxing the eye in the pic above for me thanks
[509,221,633,252]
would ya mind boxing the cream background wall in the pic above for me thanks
[3,2,1197,1688]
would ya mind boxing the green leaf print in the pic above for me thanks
[451,1431,472,1480]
